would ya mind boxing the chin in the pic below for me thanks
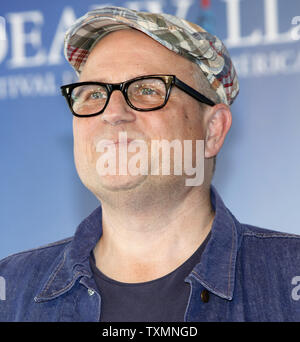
[91,174,148,193]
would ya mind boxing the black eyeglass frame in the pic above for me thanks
[60,74,215,118]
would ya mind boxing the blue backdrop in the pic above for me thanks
[1,0,300,259]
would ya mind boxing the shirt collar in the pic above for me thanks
[35,186,241,302]
[188,185,242,300]
[35,206,103,302]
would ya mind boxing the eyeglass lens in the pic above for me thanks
[70,78,167,115]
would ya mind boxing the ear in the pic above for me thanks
[204,104,232,158]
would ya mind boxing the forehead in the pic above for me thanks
[79,29,197,84]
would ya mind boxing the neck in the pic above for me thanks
[93,184,215,283]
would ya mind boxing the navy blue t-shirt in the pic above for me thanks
[89,232,210,322]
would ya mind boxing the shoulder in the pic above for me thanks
[0,237,73,277]
[0,237,73,321]
[237,223,300,272]
[242,223,300,239]
[240,223,300,247]
[233,223,300,320]
[239,223,300,252]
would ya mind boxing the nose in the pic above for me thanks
[100,90,136,126]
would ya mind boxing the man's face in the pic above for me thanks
[73,29,209,199]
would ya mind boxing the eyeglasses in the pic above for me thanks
[60,74,215,117]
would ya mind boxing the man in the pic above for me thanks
[0,6,300,322]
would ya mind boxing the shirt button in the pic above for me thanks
[88,289,95,296]
[201,289,210,303]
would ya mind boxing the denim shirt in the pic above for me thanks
[1,186,300,322]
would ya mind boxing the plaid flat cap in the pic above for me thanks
[64,6,239,105]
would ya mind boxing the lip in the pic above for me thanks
[113,138,133,145]
[96,138,135,149]
[110,138,134,146]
